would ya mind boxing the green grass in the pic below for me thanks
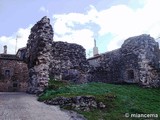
[38,80,160,120]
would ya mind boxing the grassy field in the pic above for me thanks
[38,80,160,120]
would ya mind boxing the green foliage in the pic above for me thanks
[38,81,160,120]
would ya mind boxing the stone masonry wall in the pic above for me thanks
[26,16,53,94]
[0,59,28,92]
[25,16,160,93]
[25,16,90,94]
[50,41,90,83]
[89,49,124,83]
[89,34,160,87]
[121,34,160,87]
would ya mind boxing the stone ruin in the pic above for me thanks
[17,16,160,94]
[25,16,53,93]
[50,41,89,83]
[88,34,160,87]
[23,16,90,94]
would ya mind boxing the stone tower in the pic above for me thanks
[93,39,98,56]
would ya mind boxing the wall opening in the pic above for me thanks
[5,69,10,77]
[13,83,18,88]
[127,70,134,80]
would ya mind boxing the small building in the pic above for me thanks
[0,46,28,92]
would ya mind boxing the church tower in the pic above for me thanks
[93,39,99,56]
[3,45,7,54]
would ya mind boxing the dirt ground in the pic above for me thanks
[0,92,85,120]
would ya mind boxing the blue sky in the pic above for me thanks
[1,0,160,57]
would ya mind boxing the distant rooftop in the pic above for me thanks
[87,54,101,60]
[0,54,19,60]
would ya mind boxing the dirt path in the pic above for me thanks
[0,92,85,120]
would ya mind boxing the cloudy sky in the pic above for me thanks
[1,0,160,57]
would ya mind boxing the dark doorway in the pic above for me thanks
[127,70,134,80]
[12,82,19,92]
[13,83,18,88]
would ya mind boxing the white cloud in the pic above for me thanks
[89,0,160,51]
[4,0,160,55]
[51,0,160,54]
[96,5,138,35]
[107,36,125,51]
[87,5,98,21]
[53,11,95,51]
[16,26,31,49]
[54,29,94,50]
[0,26,31,54]
[53,12,92,35]
[53,16,73,35]
[39,6,49,14]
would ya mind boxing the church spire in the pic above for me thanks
[94,39,96,47]
[93,38,99,56]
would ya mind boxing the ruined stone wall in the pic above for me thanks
[88,34,160,87]
[0,59,28,92]
[121,34,160,87]
[50,41,90,83]
[25,16,91,94]
[26,16,53,94]
[25,16,160,94]
[89,49,124,83]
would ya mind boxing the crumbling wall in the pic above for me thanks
[50,41,90,83]
[89,34,160,87]
[26,16,53,94]
[25,16,90,94]
[89,49,123,83]
[121,34,160,87]
[25,16,160,94]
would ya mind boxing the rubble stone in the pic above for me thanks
[0,56,28,92]
[45,96,106,111]
[50,42,90,83]
[24,16,160,94]
[88,34,160,87]
[26,16,53,94]
[25,17,90,94]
